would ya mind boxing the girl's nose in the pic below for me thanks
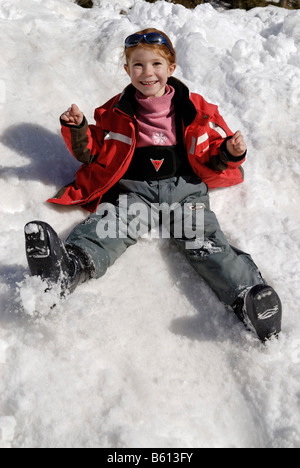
[143,64,153,76]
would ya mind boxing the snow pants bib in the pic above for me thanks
[66,176,264,306]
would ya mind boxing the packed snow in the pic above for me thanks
[0,0,299,448]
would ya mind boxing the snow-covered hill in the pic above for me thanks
[0,0,299,448]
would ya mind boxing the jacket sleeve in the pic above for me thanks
[60,115,104,165]
[207,109,246,172]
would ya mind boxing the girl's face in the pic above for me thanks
[124,48,176,98]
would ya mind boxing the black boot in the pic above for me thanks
[232,284,282,342]
[24,221,93,295]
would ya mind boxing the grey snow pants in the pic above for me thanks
[66,176,264,306]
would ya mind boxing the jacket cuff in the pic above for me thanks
[220,137,247,162]
[60,115,87,129]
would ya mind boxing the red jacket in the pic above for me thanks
[48,77,245,212]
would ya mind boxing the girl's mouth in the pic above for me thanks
[140,81,158,86]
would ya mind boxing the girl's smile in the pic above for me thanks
[140,81,159,86]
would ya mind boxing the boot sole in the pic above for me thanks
[24,221,69,284]
[245,285,282,342]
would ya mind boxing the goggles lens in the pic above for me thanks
[125,33,174,56]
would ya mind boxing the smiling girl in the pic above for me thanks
[24,28,282,342]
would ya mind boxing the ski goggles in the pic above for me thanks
[124,33,174,56]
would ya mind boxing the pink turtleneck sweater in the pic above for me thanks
[135,85,177,148]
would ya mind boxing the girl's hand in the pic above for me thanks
[61,104,84,126]
[226,131,247,157]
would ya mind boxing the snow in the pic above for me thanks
[0,0,299,449]
[24,223,40,235]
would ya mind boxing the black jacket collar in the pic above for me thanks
[168,77,197,127]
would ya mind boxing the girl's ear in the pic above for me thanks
[124,64,130,76]
[168,63,176,77]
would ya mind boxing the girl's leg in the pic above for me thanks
[168,178,282,341]
[168,178,265,306]
[66,180,159,278]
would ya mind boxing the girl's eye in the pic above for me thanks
[133,63,142,67]
[153,62,162,66]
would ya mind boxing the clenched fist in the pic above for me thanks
[226,131,247,157]
[61,103,84,126]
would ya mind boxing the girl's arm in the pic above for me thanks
[207,109,246,173]
[60,104,104,164]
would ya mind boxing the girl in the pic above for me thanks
[24,29,282,342]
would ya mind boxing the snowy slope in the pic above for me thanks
[0,0,299,448]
